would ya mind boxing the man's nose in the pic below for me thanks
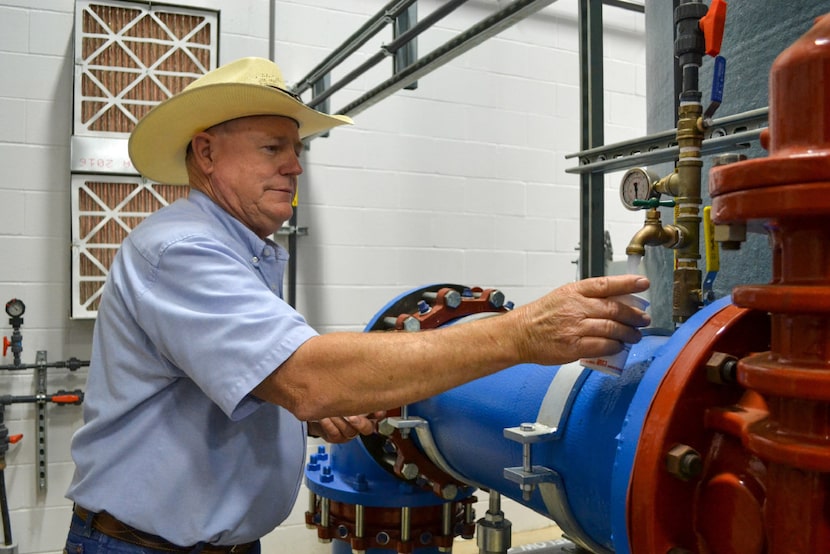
[287,152,303,175]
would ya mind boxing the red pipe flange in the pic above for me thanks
[709,12,830,553]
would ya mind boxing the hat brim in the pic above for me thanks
[128,83,353,185]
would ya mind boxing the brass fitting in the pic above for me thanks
[625,208,683,256]
[653,171,681,197]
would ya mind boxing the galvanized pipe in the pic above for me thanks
[293,0,418,95]
[336,0,560,118]
[307,0,471,110]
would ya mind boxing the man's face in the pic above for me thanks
[200,115,304,238]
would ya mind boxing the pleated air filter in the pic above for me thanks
[70,0,217,318]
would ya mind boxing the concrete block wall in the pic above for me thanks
[0,0,645,551]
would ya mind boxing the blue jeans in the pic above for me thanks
[64,512,262,554]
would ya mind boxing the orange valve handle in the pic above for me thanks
[52,394,81,404]
[8,434,22,444]
[700,0,728,57]
[2,336,9,357]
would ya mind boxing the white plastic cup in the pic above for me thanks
[579,294,650,377]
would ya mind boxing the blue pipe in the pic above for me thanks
[407,335,667,553]
[306,287,733,553]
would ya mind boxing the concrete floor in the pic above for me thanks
[453,525,565,553]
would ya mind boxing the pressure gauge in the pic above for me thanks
[5,299,25,318]
[620,167,659,210]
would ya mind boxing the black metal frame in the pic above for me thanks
[578,0,606,278]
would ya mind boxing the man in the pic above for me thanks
[64,57,650,552]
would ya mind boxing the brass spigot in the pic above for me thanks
[625,203,683,257]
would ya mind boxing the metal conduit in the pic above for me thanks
[336,0,561,118]
[604,0,644,13]
[296,0,643,104]
[293,0,418,96]
[306,0,471,110]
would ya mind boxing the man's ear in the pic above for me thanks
[190,132,215,175]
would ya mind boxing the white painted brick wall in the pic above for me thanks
[0,0,645,551]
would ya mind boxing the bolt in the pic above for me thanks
[321,466,334,483]
[713,153,747,166]
[720,359,738,383]
[713,222,746,249]
[420,289,462,309]
[488,290,505,308]
[417,300,430,314]
[401,463,419,480]
[316,445,329,460]
[666,444,703,481]
[401,315,421,332]
[306,454,320,471]
[705,352,739,384]
[376,532,391,545]
[378,419,396,437]
[443,289,462,308]
[520,422,536,432]
[354,473,368,492]
[441,484,458,500]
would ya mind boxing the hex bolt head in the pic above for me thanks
[705,352,739,384]
[443,289,462,309]
[488,290,505,308]
[441,484,458,500]
[401,316,421,332]
[378,419,396,437]
[400,463,419,480]
[666,444,703,481]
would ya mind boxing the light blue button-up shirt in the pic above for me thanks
[67,190,319,545]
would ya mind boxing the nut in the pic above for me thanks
[705,352,739,384]
[666,444,703,481]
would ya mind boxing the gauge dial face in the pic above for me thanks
[620,167,657,210]
[5,299,24,317]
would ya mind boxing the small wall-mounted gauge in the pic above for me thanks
[620,167,660,210]
[5,298,25,318]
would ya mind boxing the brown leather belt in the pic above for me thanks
[73,505,256,553]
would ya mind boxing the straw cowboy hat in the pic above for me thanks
[128,57,353,185]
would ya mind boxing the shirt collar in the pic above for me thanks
[187,189,287,261]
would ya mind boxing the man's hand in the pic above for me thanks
[510,275,651,366]
[308,411,386,443]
